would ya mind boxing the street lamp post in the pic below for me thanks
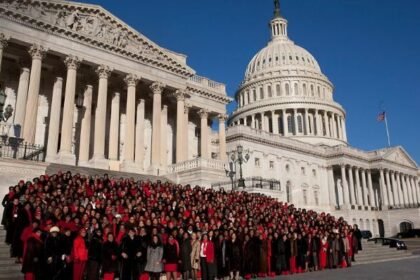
[230,144,250,189]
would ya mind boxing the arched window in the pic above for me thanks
[314,190,319,206]
[359,218,364,230]
[297,115,303,133]
[294,83,299,95]
[310,84,314,96]
[302,189,308,205]
[303,83,307,96]
[268,85,272,97]
[285,83,290,96]
[253,89,257,101]
[276,84,281,96]
[260,87,264,99]
[366,219,371,233]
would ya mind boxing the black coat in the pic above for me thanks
[102,241,119,273]
[163,242,179,264]
[180,238,192,272]
[44,234,64,280]
[22,236,44,277]
[12,207,31,257]
[229,239,242,271]
[88,234,103,262]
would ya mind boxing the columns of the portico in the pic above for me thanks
[122,74,139,165]
[272,111,279,134]
[399,173,407,206]
[160,105,168,166]
[331,114,337,138]
[414,177,420,205]
[90,65,112,167]
[315,110,321,136]
[404,175,414,206]
[57,56,81,164]
[251,114,256,129]
[135,99,145,168]
[14,67,30,132]
[323,111,329,137]
[355,167,364,205]
[327,167,337,206]
[408,176,416,205]
[367,170,375,207]
[282,110,288,136]
[340,165,350,206]
[150,82,164,168]
[361,169,368,207]
[261,112,267,131]
[78,85,93,164]
[108,92,120,161]
[218,114,228,161]
[293,109,298,135]
[391,171,400,206]
[410,176,417,205]
[396,172,404,207]
[348,166,356,205]
[0,33,8,72]
[337,115,343,140]
[411,177,419,205]
[45,77,63,162]
[23,44,47,143]
[198,109,209,159]
[342,117,348,141]
[379,169,389,208]
[183,103,191,160]
[385,170,394,206]
[175,90,186,163]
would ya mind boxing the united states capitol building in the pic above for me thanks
[0,0,419,237]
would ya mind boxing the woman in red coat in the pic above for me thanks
[319,234,329,270]
[72,228,88,280]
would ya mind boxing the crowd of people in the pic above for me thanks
[1,171,363,280]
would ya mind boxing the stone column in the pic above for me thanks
[331,114,337,138]
[14,67,30,133]
[391,171,400,206]
[385,170,394,206]
[337,116,343,139]
[0,33,8,73]
[218,114,228,161]
[150,82,165,168]
[355,168,363,205]
[108,92,120,161]
[367,170,374,207]
[379,169,389,208]
[22,44,47,143]
[121,74,139,168]
[174,90,186,163]
[183,102,191,160]
[396,172,404,207]
[404,175,413,206]
[78,85,93,165]
[413,177,420,205]
[400,173,408,206]
[293,109,298,135]
[361,169,368,207]
[411,177,419,205]
[198,109,209,159]
[251,114,256,129]
[348,166,356,205]
[57,56,81,164]
[323,111,329,137]
[135,99,145,169]
[261,112,266,131]
[304,109,310,135]
[340,165,349,206]
[272,111,279,134]
[90,65,112,168]
[160,105,168,166]
[45,77,63,162]
[282,110,288,136]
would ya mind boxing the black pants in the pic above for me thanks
[201,257,209,280]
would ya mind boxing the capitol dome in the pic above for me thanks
[229,0,348,147]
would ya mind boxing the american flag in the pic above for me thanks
[377,111,386,122]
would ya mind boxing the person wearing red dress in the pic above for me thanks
[72,228,88,280]
[319,234,329,270]
[21,228,43,280]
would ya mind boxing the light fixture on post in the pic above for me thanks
[229,144,250,189]
[75,92,84,109]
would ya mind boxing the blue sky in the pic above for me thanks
[83,0,420,164]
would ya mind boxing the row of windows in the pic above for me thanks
[238,82,330,106]
[253,159,317,177]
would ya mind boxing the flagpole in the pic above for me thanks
[384,113,391,147]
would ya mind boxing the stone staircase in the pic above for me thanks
[353,239,419,265]
[46,163,170,183]
[0,229,23,280]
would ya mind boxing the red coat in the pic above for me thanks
[72,235,88,262]
[204,241,215,263]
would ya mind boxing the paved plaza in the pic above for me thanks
[279,258,420,280]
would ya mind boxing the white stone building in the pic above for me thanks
[0,0,418,237]
[225,2,420,237]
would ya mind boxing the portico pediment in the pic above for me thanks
[0,0,194,77]
[379,147,418,168]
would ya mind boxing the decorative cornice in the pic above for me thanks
[0,0,194,77]
[0,32,8,48]
[173,89,188,101]
[198,108,209,119]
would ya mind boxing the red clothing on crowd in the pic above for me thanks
[319,240,328,269]
[72,234,88,280]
